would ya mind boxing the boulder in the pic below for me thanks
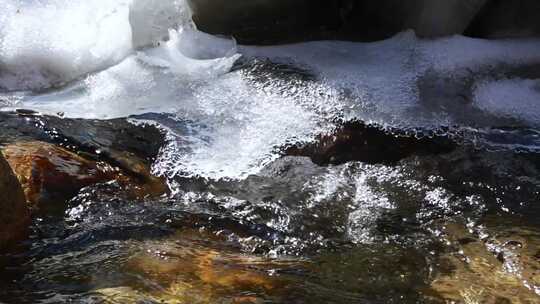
[405,0,488,37]
[0,112,169,205]
[187,0,490,43]
[429,219,540,303]
[3,141,119,207]
[0,152,29,249]
[466,0,540,38]
[2,141,168,208]
[95,229,290,303]
[285,121,455,166]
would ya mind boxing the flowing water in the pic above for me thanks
[1,1,540,303]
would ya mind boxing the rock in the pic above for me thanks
[0,112,169,205]
[188,0,321,44]
[428,219,540,303]
[285,120,455,166]
[188,0,491,43]
[0,112,165,172]
[338,0,487,39]
[2,141,168,208]
[94,229,292,303]
[405,0,488,37]
[2,141,119,207]
[0,152,30,250]
[466,0,540,39]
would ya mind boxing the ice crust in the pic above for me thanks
[1,1,540,179]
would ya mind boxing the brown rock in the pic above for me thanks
[108,229,295,303]
[0,151,30,250]
[3,141,119,207]
[428,220,540,303]
[2,141,168,208]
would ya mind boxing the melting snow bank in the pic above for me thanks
[474,78,540,124]
[2,8,540,179]
[0,0,194,91]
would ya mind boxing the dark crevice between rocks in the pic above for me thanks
[285,120,457,166]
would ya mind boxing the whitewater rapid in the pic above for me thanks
[1,0,540,179]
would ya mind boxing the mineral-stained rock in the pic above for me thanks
[428,219,540,303]
[94,229,294,303]
[0,152,30,250]
[3,141,119,207]
[2,141,168,207]
[0,112,169,206]
[466,0,540,39]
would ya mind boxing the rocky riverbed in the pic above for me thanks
[1,0,540,303]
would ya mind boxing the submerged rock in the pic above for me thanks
[93,229,295,303]
[428,219,540,303]
[2,140,168,208]
[0,152,29,250]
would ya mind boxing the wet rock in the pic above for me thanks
[339,0,487,39]
[405,0,488,38]
[0,112,169,204]
[188,0,334,44]
[428,219,540,303]
[0,152,29,249]
[0,112,164,173]
[285,120,456,166]
[94,229,294,303]
[2,141,168,208]
[2,141,118,207]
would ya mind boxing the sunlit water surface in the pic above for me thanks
[1,0,540,303]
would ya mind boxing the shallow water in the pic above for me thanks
[1,1,540,303]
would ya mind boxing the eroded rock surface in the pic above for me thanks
[0,112,169,250]
[0,112,168,204]
[0,152,29,250]
[3,141,119,207]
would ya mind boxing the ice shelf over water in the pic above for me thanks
[1,0,540,179]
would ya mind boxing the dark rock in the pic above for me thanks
[0,151,29,250]
[339,0,487,40]
[188,0,490,44]
[285,121,456,166]
[466,0,540,38]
